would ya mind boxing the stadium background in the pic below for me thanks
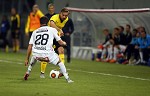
[1,0,150,59]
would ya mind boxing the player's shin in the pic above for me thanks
[27,57,36,74]
[59,54,65,63]
[41,61,48,74]
[16,45,20,52]
[58,62,69,79]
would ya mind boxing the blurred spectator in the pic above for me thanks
[25,4,44,37]
[122,29,139,64]
[118,26,126,45]
[45,3,56,20]
[62,18,74,63]
[124,24,132,45]
[108,27,120,63]
[11,8,20,52]
[109,27,127,63]
[96,28,112,61]
[0,15,10,52]
[135,27,150,65]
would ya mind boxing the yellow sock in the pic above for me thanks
[16,45,20,52]
[13,46,16,52]
[41,61,48,73]
[59,54,65,63]
[5,45,9,52]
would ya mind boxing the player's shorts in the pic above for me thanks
[53,38,63,54]
[11,31,20,39]
[32,52,60,65]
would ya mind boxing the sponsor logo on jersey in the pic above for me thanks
[34,46,46,50]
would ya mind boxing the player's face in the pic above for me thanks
[11,8,16,15]
[141,31,146,38]
[60,12,69,21]
[103,31,108,36]
[48,6,55,13]
[136,32,140,37]
[126,26,130,32]
[33,5,39,13]
[114,29,119,35]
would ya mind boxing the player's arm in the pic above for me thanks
[37,10,44,18]
[25,44,32,66]
[16,14,20,33]
[58,40,66,46]
[53,28,66,46]
[25,15,30,36]
[16,14,20,29]
[50,20,64,36]
[69,19,74,34]
[25,32,34,66]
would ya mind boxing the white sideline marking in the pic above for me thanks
[0,59,150,81]
[0,59,23,64]
[69,69,150,81]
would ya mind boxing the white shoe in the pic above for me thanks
[131,59,136,64]
[135,59,141,65]
[67,80,74,83]
[67,78,74,83]
[40,73,45,78]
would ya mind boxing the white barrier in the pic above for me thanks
[72,46,102,60]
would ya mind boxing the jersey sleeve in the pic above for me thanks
[25,15,30,33]
[16,14,20,29]
[37,10,44,18]
[52,28,61,41]
[50,15,57,23]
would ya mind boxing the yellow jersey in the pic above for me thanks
[11,14,20,30]
[50,14,68,29]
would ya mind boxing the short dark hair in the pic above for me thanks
[114,27,119,31]
[119,26,124,31]
[61,8,69,13]
[40,16,49,25]
[126,24,131,29]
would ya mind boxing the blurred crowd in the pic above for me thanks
[96,25,150,66]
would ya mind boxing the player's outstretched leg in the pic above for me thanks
[24,56,36,80]
[58,62,74,83]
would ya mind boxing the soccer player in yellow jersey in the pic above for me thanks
[11,8,20,52]
[50,8,69,64]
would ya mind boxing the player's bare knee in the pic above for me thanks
[58,47,64,54]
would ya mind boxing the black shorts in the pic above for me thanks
[53,39,63,54]
[11,31,20,39]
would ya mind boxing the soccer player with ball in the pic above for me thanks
[24,16,74,83]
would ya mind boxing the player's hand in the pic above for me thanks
[63,41,67,46]
[25,59,29,66]
[135,45,139,49]
[66,33,70,36]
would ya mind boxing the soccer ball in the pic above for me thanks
[49,70,60,78]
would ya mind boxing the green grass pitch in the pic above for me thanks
[0,51,150,96]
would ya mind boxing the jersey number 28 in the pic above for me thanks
[35,34,49,45]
